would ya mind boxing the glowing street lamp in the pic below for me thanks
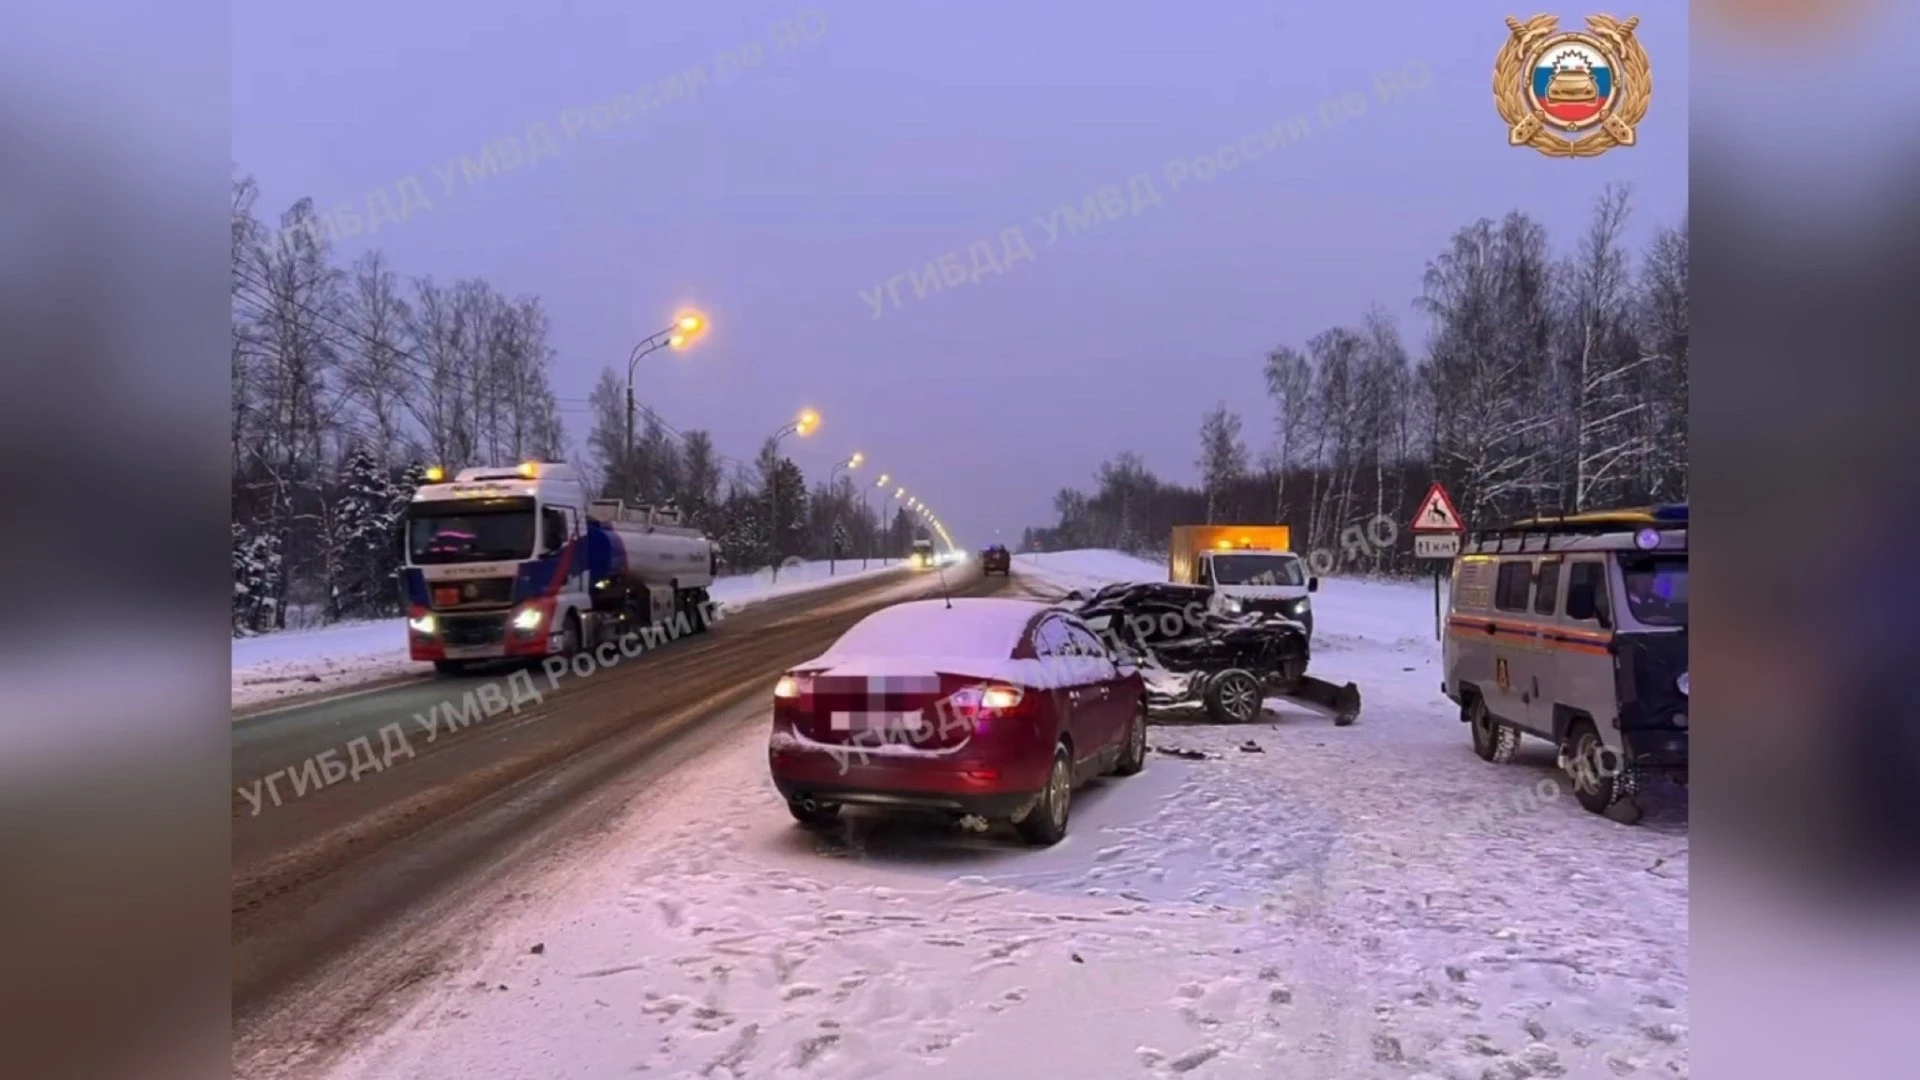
[625,307,709,500]
[668,310,707,349]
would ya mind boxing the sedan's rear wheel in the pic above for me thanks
[1016,744,1072,846]
[1113,699,1147,776]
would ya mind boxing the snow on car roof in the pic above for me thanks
[824,597,1046,659]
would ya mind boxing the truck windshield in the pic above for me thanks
[1210,554,1304,586]
[1621,554,1688,626]
[407,498,537,564]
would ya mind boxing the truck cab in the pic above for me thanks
[910,538,935,569]
[1195,548,1319,638]
[401,462,717,673]
[402,462,595,671]
[1167,525,1318,638]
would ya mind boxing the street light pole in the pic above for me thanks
[764,409,819,582]
[826,451,862,576]
[625,312,706,500]
[891,486,908,561]
[868,473,889,569]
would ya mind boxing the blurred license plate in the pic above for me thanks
[442,646,498,659]
[434,587,460,606]
[828,711,926,732]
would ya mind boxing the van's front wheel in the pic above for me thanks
[1565,717,1637,818]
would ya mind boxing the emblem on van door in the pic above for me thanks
[1494,14,1651,158]
[1496,656,1512,693]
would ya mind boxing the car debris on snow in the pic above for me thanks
[1151,745,1216,760]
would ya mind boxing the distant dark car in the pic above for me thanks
[1069,581,1312,724]
[767,598,1147,845]
[981,544,1011,575]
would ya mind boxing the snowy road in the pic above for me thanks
[291,552,1687,1080]
[232,563,1002,1072]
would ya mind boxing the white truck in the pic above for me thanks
[402,462,718,673]
[1168,524,1319,638]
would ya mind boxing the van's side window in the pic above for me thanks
[1534,560,1562,616]
[1567,561,1610,624]
[1494,561,1532,612]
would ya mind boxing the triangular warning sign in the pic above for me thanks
[1411,483,1464,532]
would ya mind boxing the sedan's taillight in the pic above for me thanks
[942,683,1025,720]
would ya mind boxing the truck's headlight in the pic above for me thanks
[513,607,543,631]
[1222,597,1244,612]
[408,614,436,634]
[1676,671,1689,696]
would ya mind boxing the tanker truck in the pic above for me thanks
[401,461,718,673]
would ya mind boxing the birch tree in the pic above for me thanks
[1262,345,1312,523]
[1557,184,1655,510]
[1197,405,1248,525]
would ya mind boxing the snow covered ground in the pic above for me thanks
[319,550,1688,1080]
[231,559,908,710]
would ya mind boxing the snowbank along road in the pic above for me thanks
[236,552,1687,1080]
[231,561,1018,1068]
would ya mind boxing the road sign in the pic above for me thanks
[1415,533,1461,559]
[1411,482,1465,533]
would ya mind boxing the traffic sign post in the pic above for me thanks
[1410,483,1465,641]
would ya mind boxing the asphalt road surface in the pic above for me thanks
[232,562,1016,1078]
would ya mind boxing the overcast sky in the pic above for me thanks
[232,0,1688,545]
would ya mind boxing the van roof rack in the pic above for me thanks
[1465,503,1687,555]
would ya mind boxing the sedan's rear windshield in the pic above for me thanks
[827,601,1029,658]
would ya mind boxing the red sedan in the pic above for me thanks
[767,598,1148,845]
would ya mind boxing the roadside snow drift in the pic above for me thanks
[318,550,1687,1080]
[231,559,906,710]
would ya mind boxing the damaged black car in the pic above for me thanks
[1063,581,1359,726]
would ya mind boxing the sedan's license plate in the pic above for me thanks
[828,710,926,732]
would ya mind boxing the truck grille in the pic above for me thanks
[430,577,516,610]
[439,614,507,648]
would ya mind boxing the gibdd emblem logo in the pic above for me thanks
[1495,14,1650,158]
